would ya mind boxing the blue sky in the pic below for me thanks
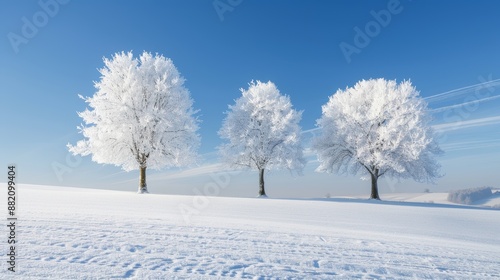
[1,0,500,198]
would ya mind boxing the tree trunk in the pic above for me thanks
[138,166,148,193]
[370,168,380,200]
[258,168,266,197]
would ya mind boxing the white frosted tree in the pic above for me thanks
[68,51,200,193]
[313,78,442,200]
[218,80,305,197]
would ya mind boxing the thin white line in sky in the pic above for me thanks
[424,78,500,103]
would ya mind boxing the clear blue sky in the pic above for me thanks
[2,0,500,197]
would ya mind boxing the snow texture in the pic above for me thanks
[68,51,200,172]
[3,184,499,279]
[313,78,442,184]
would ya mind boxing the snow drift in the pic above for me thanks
[2,184,499,279]
[447,186,493,205]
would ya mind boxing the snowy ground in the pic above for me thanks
[2,184,500,279]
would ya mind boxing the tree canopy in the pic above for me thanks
[68,51,200,193]
[218,80,305,196]
[313,78,442,199]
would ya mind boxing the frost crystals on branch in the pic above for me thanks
[68,51,200,193]
[218,80,305,197]
[313,78,442,200]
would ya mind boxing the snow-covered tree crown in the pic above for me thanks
[313,78,442,182]
[218,80,305,172]
[68,51,200,171]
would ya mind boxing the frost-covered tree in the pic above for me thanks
[313,78,442,200]
[68,51,200,193]
[218,80,305,196]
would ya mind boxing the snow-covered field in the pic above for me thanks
[2,184,500,279]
